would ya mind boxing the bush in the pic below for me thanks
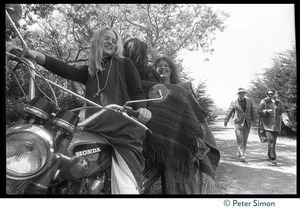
[207,110,218,124]
[6,97,26,127]
[57,94,83,111]
[6,95,83,127]
[247,46,296,135]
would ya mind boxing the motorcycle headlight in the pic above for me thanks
[6,124,53,180]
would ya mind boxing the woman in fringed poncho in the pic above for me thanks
[124,38,220,194]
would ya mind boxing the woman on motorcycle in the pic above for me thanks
[6,26,152,194]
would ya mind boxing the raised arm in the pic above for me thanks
[6,42,88,84]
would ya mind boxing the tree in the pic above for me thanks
[11,4,229,91]
[121,4,229,61]
[194,80,216,123]
[16,4,229,61]
[6,4,229,125]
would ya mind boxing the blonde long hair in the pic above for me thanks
[88,26,124,76]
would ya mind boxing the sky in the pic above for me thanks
[178,4,295,109]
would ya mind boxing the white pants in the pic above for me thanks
[111,150,139,194]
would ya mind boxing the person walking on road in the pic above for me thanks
[224,88,256,162]
[257,89,284,165]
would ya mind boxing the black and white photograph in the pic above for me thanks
[4,3,297,208]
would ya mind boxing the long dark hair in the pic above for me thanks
[123,38,148,72]
[266,89,278,100]
[153,56,180,84]
[123,38,160,82]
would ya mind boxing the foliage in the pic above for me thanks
[6,98,26,126]
[247,46,297,133]
[6,4,229,125]
[5,58,83,127]
[120,4,229,61]
[12,4,228,62]
[194,80,217,123]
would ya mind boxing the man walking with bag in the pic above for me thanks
[257,89,284,165]
[224,88,256,162]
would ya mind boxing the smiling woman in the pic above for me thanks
[102,31,117,56]
[153,56,180,85]
[6,25,152,194]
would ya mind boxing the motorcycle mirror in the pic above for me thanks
[148,84,169,103]
[6,4,23,24]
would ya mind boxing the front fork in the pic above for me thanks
[24,136,72,194]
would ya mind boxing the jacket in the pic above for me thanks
[258,97,283,132]
[41,55,147,118]
[224,98,256,128]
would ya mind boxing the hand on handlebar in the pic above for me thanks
[137,108,152,124]
[6,42,30,59]
[6,42,21,53]
[6,42,45,64]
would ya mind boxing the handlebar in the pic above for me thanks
[6,8,166,133]
[123,106,140,118]
[77,104,150,133]
[7,48,24,61]
[7,49,151,132]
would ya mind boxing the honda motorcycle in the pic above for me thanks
[5,7,169,195]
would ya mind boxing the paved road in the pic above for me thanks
[212,115,297,194]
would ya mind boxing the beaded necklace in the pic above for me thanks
[93,57,113,98]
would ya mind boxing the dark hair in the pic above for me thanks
[266,89,276,95]
[153,56,180,84]
[123,38,148,73]
[266,89,278,99]
[123,38,160,82]
[266,89,276,94]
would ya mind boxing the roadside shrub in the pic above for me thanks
[6,95,83,127]
[6,97,26,127]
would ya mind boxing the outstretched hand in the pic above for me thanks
[6,42,21,53]
[6,42,45,64]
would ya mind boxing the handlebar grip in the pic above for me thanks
[9,48,31,58]
[124,106,139,118]
[9,48,23,57]
[8,48,24,62]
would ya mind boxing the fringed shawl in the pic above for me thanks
[141,81,220,178]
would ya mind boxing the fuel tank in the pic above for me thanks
[67,131,112,176]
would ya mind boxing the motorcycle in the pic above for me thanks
[5,8,169,195]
